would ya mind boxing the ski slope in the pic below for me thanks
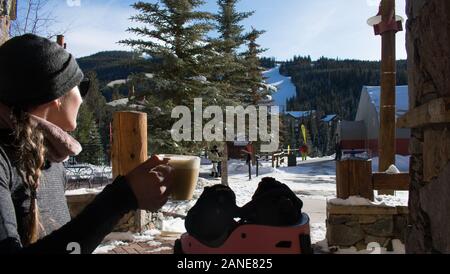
[263,65,297,112]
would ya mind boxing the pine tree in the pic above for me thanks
[72,104,104,165]
[242,27,267,105]
[207,0,255,105]
[120,0,214,106]
[215,0,254,55]
[83,71,107,123]
[84,120,105,165]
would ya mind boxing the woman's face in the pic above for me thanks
[46,87,83,132]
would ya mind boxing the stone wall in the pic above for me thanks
[405,0,450,253]
[0,15,9,45]
[0,0,13,45]
[66,193,153,233]
[327,203,408,251]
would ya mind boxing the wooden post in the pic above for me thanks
[56,35,65,47]
[378,0,397,195]
[336,160,374,201]
[112,111,148,179]
[221,142,229,186]
[111,111,148,232]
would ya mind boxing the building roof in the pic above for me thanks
[364,85,409,117]
[322,114,338,123]
[285,111,315,119]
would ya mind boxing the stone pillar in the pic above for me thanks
[405,0,450,253]
[1,0,15,45]
[0,16,9,45]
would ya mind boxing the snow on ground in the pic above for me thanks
[263,65,297,112]
[93,229,163,254]
[65,187,104,196]
[372,155,410,173]
[329,195,408,207]
[79,155,409,254]
[93,240,128,254]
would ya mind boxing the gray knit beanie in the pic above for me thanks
[0,34,87,107]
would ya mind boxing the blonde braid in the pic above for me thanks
[10,107,46,246]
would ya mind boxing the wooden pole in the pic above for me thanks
[111,111,148,232]
[378,0,396,195]
[336,160,374,201]
[221,142,228,186]
[112,111,148,179]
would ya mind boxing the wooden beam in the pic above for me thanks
[372,172,410,191]
[397,97,450,128]
[327,203,408,215]
[112,111,148,179]
[378,0,397,195]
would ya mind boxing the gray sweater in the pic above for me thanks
[0,129,138,253]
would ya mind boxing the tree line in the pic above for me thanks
[281,56,408,120]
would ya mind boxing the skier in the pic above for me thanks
[300,144,308,161]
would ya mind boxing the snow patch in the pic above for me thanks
[65,187,104,196]
[385,165,401,174]
[263,65,297,112]
[330,195,407,207]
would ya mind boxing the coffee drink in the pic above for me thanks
[160,155,200,200]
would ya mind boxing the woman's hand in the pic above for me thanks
[125,155,174,212]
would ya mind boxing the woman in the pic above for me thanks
[0,34,174,254]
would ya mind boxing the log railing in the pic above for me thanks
[336,159,410,201]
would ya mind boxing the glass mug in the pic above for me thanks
[158,155,201,200]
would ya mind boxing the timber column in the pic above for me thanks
[368,0,403,195]
[379,0,397,177]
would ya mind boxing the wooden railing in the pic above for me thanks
[336,159,410,201]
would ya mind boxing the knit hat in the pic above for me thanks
[0,34,86,107]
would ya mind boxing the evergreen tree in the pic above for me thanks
[84,120,105,165]
[120,0,214,106]
[241,27,267,105]
[82,71,113,162]
[215,0,254,54]
[73,104,93,146]
[83,71,107,123]
[72,104,105,165]
[207,0,255,105]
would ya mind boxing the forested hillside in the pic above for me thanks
[76,51,156,86]
[281,56,408,120]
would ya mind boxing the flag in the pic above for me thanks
[301,124,307,143]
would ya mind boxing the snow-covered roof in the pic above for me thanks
[322,114,338,122]
[107,79,127,88]
[262,65,297,111]
[364,86,409,117]
[107,98,129,107]
[107,98,146,110]
[189,75,208,83]
[285,111,315,119]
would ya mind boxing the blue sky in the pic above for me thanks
[47,0,407,60]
